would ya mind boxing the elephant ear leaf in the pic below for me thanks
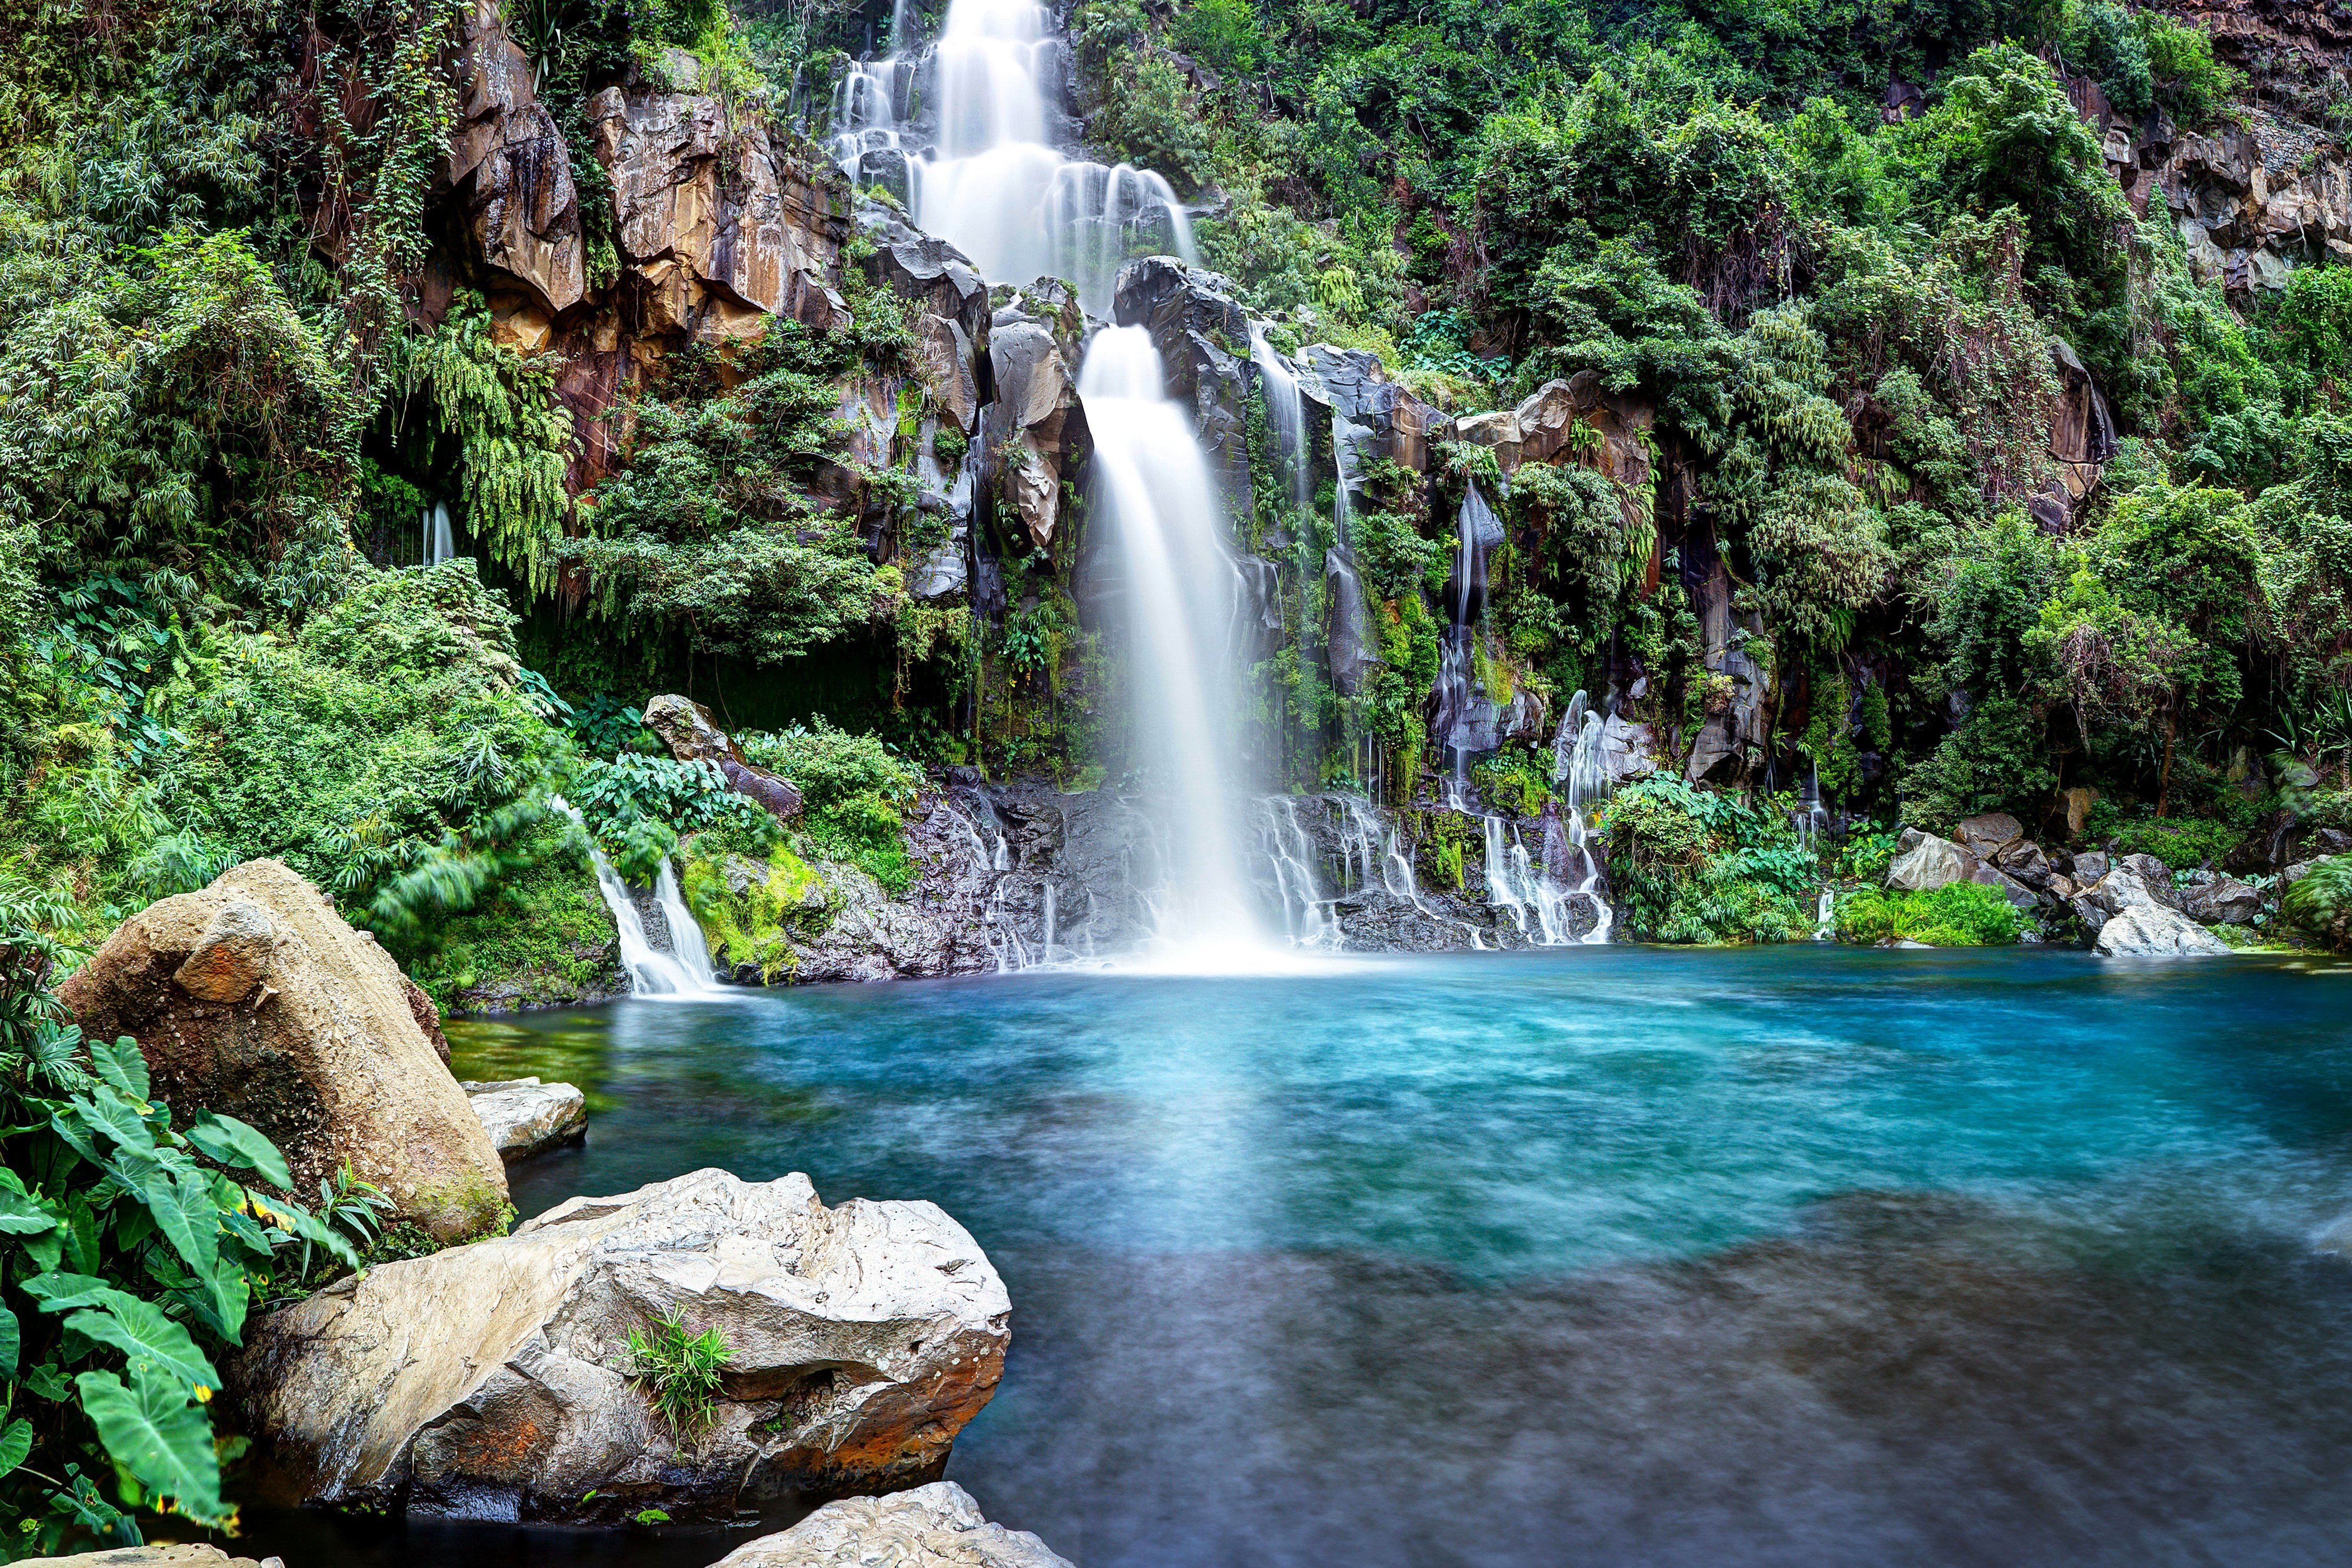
[65,1292,221,1394]
[183,1112,292,1192]
[0,1419,29,1480]
[0,1182,57,1237]
[0,1305,15,1378]
[74,1366,228,1526]
[90,1035,151,1106]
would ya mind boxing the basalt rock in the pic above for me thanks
[588,55,849,347]
[2178,869,2265,926]
[1952,812,2026,862]
[447,0,583,324]
[235,1169,1009,1524]
[58,861,507,1241]
[714,1481,1073,1568]
[981,282,1088,551]
[644,694,803,821]
[1113,257,1253,502]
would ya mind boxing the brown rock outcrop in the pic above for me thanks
[59,860,508,1241]
[448,0,584,320]
[981,281,1089,550]
[589,53,850,345]
[643,694,804,820]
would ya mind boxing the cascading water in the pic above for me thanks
[1248,322,1311,512]
[833,0,1196,314]
[422,502,455,568]
[1436,484,1503,806]
[551,800,725,996]
[1082,326,1269,962]
[1258,797,1339,950]
[1544,690,1617,945]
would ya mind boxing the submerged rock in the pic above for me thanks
[2092,903,2232,956]
[235,1169,1008,1524]
[463,1077,587,1162]
[713,1481,1072,1568]
[59,859,507,1241]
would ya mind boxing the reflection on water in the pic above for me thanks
[250,949,2352,1566]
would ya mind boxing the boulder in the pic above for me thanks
[58,860,506,1242]
[464,1077,587,1162]
[1968,862,2041,914]
[2179,870,2264,926]
[2068,864,2163,931]
[2093,903,2232,956]
[713,1481,1072,1568]
[19,1550,279,1568]
[1953,812,2025,861]
[234,1169,1008,1524]
[981,282,1087,550]
[1886,829,1974,893]
[644,695,803,821]
[2119,853,2185,911]
[2071,850,2111,885]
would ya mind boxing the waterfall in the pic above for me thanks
[836,0,1196,315]
[1082,326,1267,961]
[552,799,725,996]
[1258,797,1339,950]
[1435,484,1502,805]
[1546,690,1616,945]
[422,502,455,568]
[1248,322,1311,512]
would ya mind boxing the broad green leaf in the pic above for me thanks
[0,1184,57,1237]
[137,1170,217,1284]
[198,1255,248,1346]
[60,1194,98,1275]
[65,1293,221,1393]
[183,1112,292,1191]
[0,1304,15,1377]
[44,1104,101,1165]
[75,1366,227,1526]
[71,1091,153,1155]
[22,1271,111,1313]
[21,1226,61,1275]
[0,1419,29,1478]
[90,1035,151,1106]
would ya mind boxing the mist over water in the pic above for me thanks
[372,947,2352,1568]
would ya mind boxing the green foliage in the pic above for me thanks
[739,721,923,893]
[2105,812,2243,870]
[1471,746,1552,818]
[1835,880,2024,944]
[627,1308,730,1439]
[1601,775,1815,943]
[0,894,375,1552]
[2283,856,2352,952]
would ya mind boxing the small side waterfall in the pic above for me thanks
[1248,322,1311,512]
[1544,690,1617,945]
[1435,484,1503,805]
[554,799,726,996]
[422,502,455,568]
[1082,326,1266,961]
[1258,797,1339,950]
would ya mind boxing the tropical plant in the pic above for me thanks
[626,1308,731,1439]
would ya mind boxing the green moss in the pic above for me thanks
[680,838,832,983]
[408,836,624,1014]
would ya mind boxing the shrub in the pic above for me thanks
[1836,880,2025,946]
[1602,776,1815,943]
[739,722,923,892]
[2284,856,2352,952]
[627,1308,730,1438]
[2107,813,2243,870]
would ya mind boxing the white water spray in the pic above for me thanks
[422,502,455,568]
[1082,326,1269,962]
[552,800,725,996]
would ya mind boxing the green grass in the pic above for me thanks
[628,1308,731,1439]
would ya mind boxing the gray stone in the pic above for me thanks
[235,1169,1009,1523]
[463,1076,587,1162]
[644,694,803,821]
[2068,864,2163,932]
[2093,903,2232,956]
[1953,812,2025,861]
[1886,829,1974,893]
[2119,853,2185,910]
[713,1481,1072,1568]
[18,1549,279,1568]
[2179,870,2264,926]
[2071,850,2110,884]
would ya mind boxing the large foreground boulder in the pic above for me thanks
[235,1169,1009,1524]
[20,1549,279,1568]
[59,859,507,1241]
[715,1482,1072,1568]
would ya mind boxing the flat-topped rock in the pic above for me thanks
[713,1482,1071,1568]
[2093,903,2232,956]
[463,1076,587,1161]
[18,1548,280,1568]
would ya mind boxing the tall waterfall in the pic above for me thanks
[1080,327,1267,961]
[831,0,1196,314]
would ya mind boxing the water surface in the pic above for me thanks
[269,948,2352,1565]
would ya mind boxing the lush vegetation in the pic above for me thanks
[0,895,377,1554]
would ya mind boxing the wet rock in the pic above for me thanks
[588,60,848,345]
[236,1169,1008,1523]
[447,0,583,318]
[1597,714,1662,783]
[2119,854,2185,912]
[1886,829,1973,893]
[2179,869,2265,926]
[463,1077,587,1162]
[2092,903,2232,956]
[713,1481,1073,1568]
[1953,813,2025,862]
[59,860,506,1242]
[644,694,803,821]
[855,198,988,343]
[982,283,1087,550]
[1113,257,1254,502]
